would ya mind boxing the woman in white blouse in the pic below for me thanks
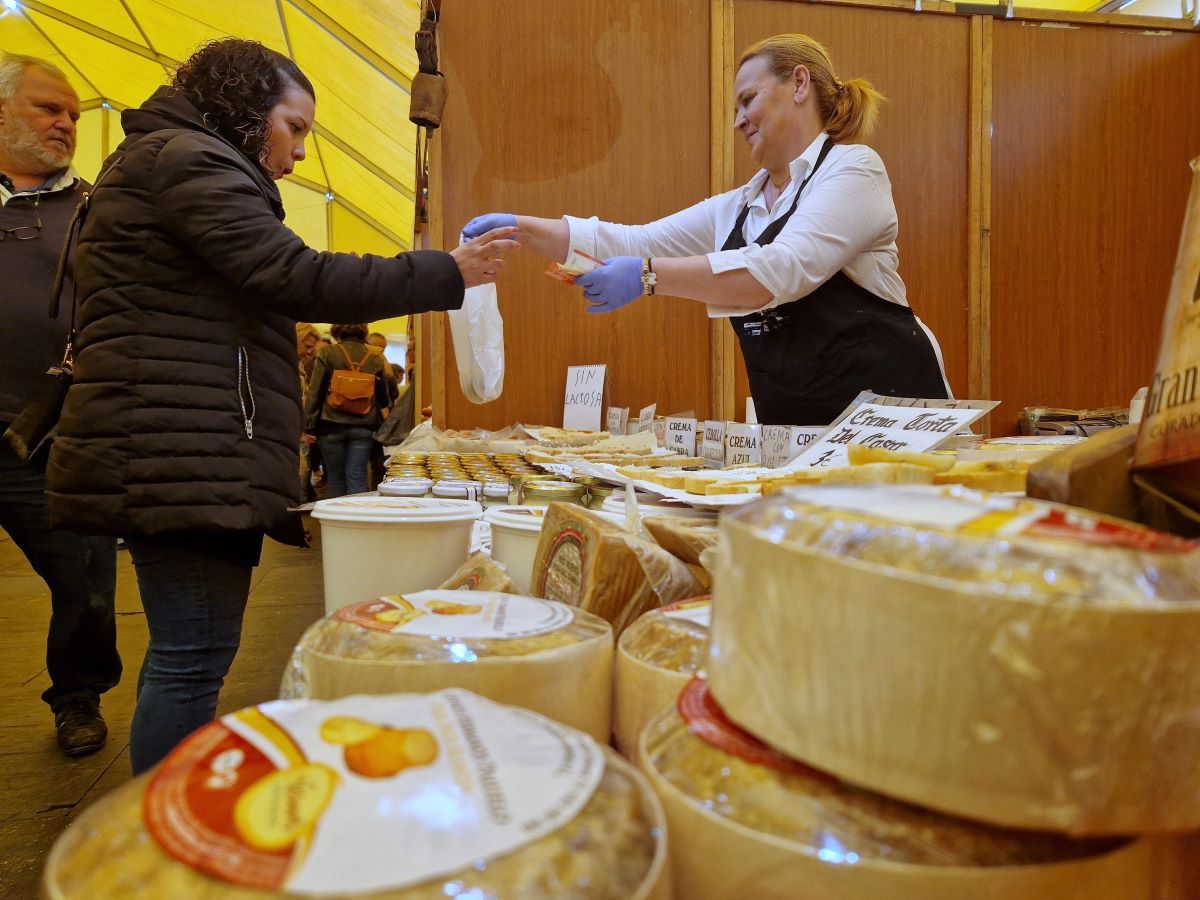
[463,33,949,426]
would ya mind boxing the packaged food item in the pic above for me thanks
[311,497,481,613]
[437,552,518,593]
[709,484,1200,834]
[641,679,1152,900]
[45,692,669,899]
[642,518,720,567]
[533,503,706,636]
[615,597,710,756]
[280,591,613,742]
[483,506,546,594]
[932,458,1031,492]
[1134,158,1200,506]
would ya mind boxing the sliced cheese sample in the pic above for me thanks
[709,485,1200,834]
[46,692,669,899]
[533,503,706,636]
[615,597,711,757]
[643,518,715,566]
[280,590,613,742]
[641,679,1153,900]
[438,551,519,593]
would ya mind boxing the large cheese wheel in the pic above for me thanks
[615,598,710,758]
[280,591,613,743]
[45,694,669,900]
[639,680,1154,900]
[708,484,1200,834]
[533,502,705,636]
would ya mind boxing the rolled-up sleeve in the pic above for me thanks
[706,148,896,317]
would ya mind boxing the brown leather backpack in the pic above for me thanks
[325,344,377,416]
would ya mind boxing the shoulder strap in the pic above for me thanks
[335,342,370,372]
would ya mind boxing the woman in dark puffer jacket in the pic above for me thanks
[45,39,518,774]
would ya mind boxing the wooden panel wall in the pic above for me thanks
[435,0,713,430]
[731,0,974,421]
[989,22,1200,434]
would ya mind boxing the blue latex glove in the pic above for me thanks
[576,256,643,314]
[461,213,517,241]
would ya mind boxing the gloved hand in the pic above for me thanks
[461,213,517,241]
[576,256,643,314]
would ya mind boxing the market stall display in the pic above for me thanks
[707,484,1200,834]
[280,591,613,742]
[45,692,668,898]
[640,679,1153,899]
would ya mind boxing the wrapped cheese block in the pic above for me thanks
[642,516,719,567]
[533,502,706,636]
[280,590,612,742]
[437,551,518,593]
[45,691,669,899]
[615,597,710,757]
[641,679,1152,900]
[708,484,1200,834]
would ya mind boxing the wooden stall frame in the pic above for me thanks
[426,0,1198,431]
[710,0,738,422]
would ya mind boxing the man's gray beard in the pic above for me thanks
[0,117,72,174]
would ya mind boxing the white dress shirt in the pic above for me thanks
[564,133,906,319]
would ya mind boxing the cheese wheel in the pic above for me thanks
[639,680,1154,900]
[45,696,669,900]
[280,591,613,743]
[614,598,710,757]
[533,503,705,636]
[708,484,1200,834]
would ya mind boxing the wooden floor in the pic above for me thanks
[0,519,326,898]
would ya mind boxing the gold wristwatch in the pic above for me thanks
[641,258,657,296]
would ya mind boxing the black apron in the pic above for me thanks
[727,138,947,426]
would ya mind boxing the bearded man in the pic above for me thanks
[0,54,121,757]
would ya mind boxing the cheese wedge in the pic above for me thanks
[642,518,720,567]
[934,459,1030,493]
[821,462,936,485]
[847,444,957,472]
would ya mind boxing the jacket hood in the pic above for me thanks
[120,87,282,210]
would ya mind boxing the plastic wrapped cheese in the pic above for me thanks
[280,590,612,742]
[708,484,1200,834]
[45,692,669,899]
[615,597,710,757]
[642,517,719,567]
[436,552,518,593]
[533,503,705,636]
[640,679,1153,900]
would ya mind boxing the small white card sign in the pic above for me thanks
[702,420,727,468]
[725,423,762,467]
[665,417,698,456]
[635,403,657,434]
[761,425,826,468]
[606,407,629,436]
[563,365,606,431]
[787,394,994,470]
[652,419,667,447]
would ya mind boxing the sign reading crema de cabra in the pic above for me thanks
[1134,159,1200,504]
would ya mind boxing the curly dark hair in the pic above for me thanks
[331,323,369,343]
[171,38,315,169]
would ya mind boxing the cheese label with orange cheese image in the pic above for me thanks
[144,691,604,894]
[334,590,575,639]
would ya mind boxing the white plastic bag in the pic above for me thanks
[447,237,505,404]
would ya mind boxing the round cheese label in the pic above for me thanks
[335,590,574,639]
[144,691,604,894]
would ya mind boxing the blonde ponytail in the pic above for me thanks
[738,34,886,143]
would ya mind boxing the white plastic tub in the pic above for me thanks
[483,505,546,594]
[312,497,482,613]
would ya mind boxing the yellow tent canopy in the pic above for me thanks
[0,0,421,276]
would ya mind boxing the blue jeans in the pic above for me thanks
[125,532,261,774]
[318,427,374,497]
[0,443,120,710]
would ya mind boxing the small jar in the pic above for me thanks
[585,484,618,510]
[378,477,433,498]
[507,473,558,505]
[520,480,588,508]
[432,479,481,501]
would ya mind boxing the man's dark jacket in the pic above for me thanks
[47,87,463,536]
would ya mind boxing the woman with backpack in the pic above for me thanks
[304,323,388,497]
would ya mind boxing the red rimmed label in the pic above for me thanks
[536,526,586,603]
[677,678,835,783]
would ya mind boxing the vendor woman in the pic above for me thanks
[462,33,950,426]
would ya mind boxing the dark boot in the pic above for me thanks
[54,696,108,757]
